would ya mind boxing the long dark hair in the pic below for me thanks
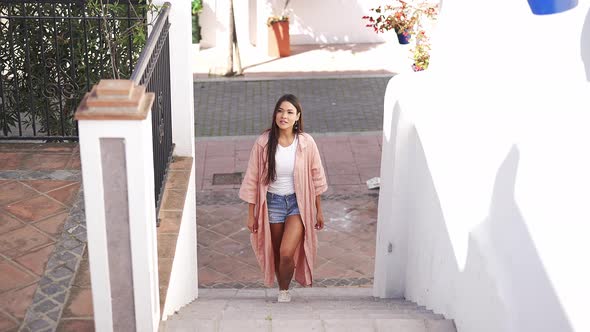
[264,94,304,185]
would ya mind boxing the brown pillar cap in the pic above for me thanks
[75,80,155,120]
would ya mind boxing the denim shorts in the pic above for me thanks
[266,192,301,224]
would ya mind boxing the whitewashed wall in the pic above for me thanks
[375,1,590,332]
[200,0,394,50]
[153,0,198,319]
[161,169,198,319]
[277,0,390,44]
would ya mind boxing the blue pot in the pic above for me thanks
[527,0,578,15]
[396,31,411,45]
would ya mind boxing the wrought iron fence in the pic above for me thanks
[131,2,172,222]
[0,0,149,141]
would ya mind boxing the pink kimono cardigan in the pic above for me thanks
[239,132,328,287]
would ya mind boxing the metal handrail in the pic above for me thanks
[130,1,170,85]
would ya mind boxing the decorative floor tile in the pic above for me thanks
[0,284,37,319]
[0,311,18,331]
[4,195,66,223]
[33,213,69,238]
[0,181,37,206]
[0,226,54,258]
[14,244,56,276]
[0,210,26,234]
[20,180,75,194]
[0,262,37,292]
[45,183,81,206]
[196,188,378,288]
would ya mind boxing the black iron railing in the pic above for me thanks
[0,0,148,141]
[131,2,172,222]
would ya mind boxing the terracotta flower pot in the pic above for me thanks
[268,20,290,57]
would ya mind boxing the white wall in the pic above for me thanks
[282,0,390,44]
[161,168,198,319]
[375,1,590,332]
[153,0,198,319]
[200,0,252,49]
[200,0,395,51]
[162,0,196,157]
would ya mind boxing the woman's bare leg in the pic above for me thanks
[277,214,304,290]
[269,223,284,284]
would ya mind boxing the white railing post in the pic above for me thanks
[75,80,160,332]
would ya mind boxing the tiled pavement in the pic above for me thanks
[195,132,382,289]
[0,144,91,332]
[193,77,391,137]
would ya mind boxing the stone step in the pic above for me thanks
[160,318,456,332]
[160,288,456,332]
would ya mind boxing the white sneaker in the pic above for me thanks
[277,290,291,303]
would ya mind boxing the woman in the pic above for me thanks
[239,94,328,303]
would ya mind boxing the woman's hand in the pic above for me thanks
[247,203,257,233]
[315,212,324,230]
[247,215,258,233]
[315,195,324,230]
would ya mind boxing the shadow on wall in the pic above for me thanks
[407,133,574,332]
[485,145,573,332]
[581,6,590,81]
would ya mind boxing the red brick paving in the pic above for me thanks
[0,143,80,331]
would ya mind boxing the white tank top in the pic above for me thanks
[268,136,298,195]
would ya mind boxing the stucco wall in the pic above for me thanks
[375,1,590,332]
[200,0,395,50]
[282,0,389,44]
[161,168,198,319]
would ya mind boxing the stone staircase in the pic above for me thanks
[159,288,456,332]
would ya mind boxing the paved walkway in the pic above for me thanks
[0,144,89,332]
[192,42,413,79]
[194,77,390,137]
[192,43,389,290]
[195,133,381,288]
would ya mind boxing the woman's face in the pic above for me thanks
[275,101,300,132]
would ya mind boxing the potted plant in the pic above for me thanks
[363,0,418,44]
[267,0,291,57]
[191,0,203,52]
[411,30,430,71]
[362,0,438,45]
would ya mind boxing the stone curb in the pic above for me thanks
[0,170,81,181]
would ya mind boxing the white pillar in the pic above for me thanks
[152,1,199,311]
[153,0,195,157]
[256,0,273,54]
[76,80,160,332]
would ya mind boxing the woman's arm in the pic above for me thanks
[247,203,257,233]
[314,194,324,230]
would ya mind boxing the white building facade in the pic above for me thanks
[198,0,393,51]
[374,0,590,331]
